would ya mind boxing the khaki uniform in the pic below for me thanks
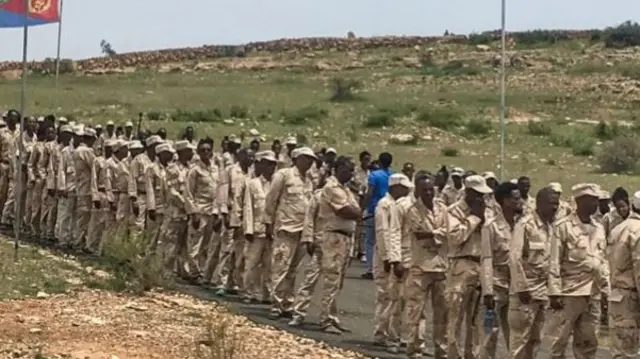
[545,213,610,359]
[522,196,536,216]
[317,176,358,326]
[403,198,449,359]
[41,140,58,239]
[276,152,293,170]
[478,207,514,359]
[508,213,553,359]
[292,190,324,318]
[556,199,573,220]
[26,141,44,235]
[603,210,626,240]
[0,127,18,215]
[3,131,35,226]
[243,175,274,302]
[128,153,152,237]
[102,156,119,248]
[145,159,167,253]
[56,145,77,244]
[352,166,369,258]
[607,212,640,359]
[114,157,132,237]
[441,185,464,206]
[265,166,313,315]
[372,193,402,344]
[159,161,193,275]
[72,144,96,248]
[86,155,108,253]
[184,159,220,278]
[446,200,493,359]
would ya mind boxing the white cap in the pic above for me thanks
[451,167,464,177]
[464,175,493,194]
[94,124,102,130]
[256,150,277,163]
[155,143,174,154]
[549,182,562,193]
[83,128,97,137]
[571,183,600,198]
[292,146,316,159]
[285,136,297,145]
[174,140,196,151]
[326,147,337,154]
[509,178,518,184]
[125,121,133,127]
[106,120,114,126]
[58,116,68,123]
[60,125,72,133]
[229,135,242,145]
[113,139,127,151]
[599,190,611,200]
[633,191,640,209]
[146,135,162,147]
[128,140,143,150]
[389,173,413,188]
[482,171,497,180]
[73,126,84,136]
[36,116,44,123]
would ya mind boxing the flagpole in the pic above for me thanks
[14,0,29,261]
[498,0,507,180]
[54,0,64,107]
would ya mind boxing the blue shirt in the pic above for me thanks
[367,168,393,214]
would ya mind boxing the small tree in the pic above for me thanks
[100,39,117,57]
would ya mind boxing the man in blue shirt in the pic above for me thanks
[361,152,393,279]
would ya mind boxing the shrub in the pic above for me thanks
[441,147,460,157]
[329,77,363,102]
[171,109,222,123]
[604,21,640,49]
[464,119,492,136]
[527,121,552,136]
[415,108,464,131]
[598,135,640,174]
[283,106,328,125]
[196,316,246,359]
[363,112,395,128]
[229,105,248,119]
[569,133,596,156]
[594,120,623,140]
[146,111,163,121]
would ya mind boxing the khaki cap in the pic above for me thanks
[83,128,97,137]
[633,191,640,209]
[285,136,297,145]
[58,117,68,123]
[106,120,115,126]
[128,140,143,150]
[256,150,277,163]
[60,125,72,133]
[94,124,102,130]
[571,183,600,198]
[113,139,127,151]
[292,146,316,159]
[156,143,174,154]
[549,182,562,193]
[174,140,196,151]
[451,167,464,176]
[464,175,493,194]
[146,135,163,147]
[482,171,497,180]
[326,147,337,154]
[389,173,413,188]
[124,121,133,127]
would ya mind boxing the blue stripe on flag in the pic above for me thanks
[0,9,56,28]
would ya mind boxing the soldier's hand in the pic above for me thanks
[93,200,101,209]
[483,295,495,310]
[549,296,564,310]
[47,189,55,197]
[304,242,315,256]
[383,260,391,273]
[391,262,404,279]
[518,291,532,305]
[191,215,200,230]
[245,233,254,242]
[148,209,156,221]
[470,197,486,222]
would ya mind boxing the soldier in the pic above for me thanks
[41,126,59,241]
[121,121,134,141]
[446,175,494,359]
[102,139,124,251]
[352,151,371,261]
[160,140,195,277]
[27,124,46,236]
[275,136,296,170]
[54,125,75,244]
[403,175,448,359]
[86,139,113,254]
[517,176,534,215]
[145,143,173,254]
[0,110,19,220]
[508,186,558,359]
[441,167,465,206]
[478,181,523,359]
[93,124,104,156]
[594,190,611,224]
[105,120,117,140]
[113,141,137,240]
[546,183,610,359]
[128,135,162,242]
[72,128,97,250]
[604,187,630,239]
[265,147,315,319]
[549,182,573,219]
[608,190,640,359]
[372,173,411,351]
[184,137,221,282]
[2,116,35,228]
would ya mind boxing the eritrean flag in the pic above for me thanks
[0,0,60,28]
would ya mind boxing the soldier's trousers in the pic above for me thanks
[158,218,189,275]
[319,231,351,325]
[243,236,273,301]
[476,287,509,359]
[72,195,92,248]
[185,213,215,277]
[270,230,305,314]
[447,258,482,359]
[373,244,390,342]
[115,193,131,239]
[146,213,164,254]
[130,194,147,240]
[86,193,108,254]
[404,267,447,359]
[57,194,76,244]
[204,230,223,284]
[0,162,10,214]
[212,226,242,289]
[609,289,640,359]
[40,190,57,238]
[1,176,15,225]
[27,179,44,235]
[292,243,323,318]
[508,295,546,359]
[101,209,117,254]
[544,296,600,359]
[232,234,246,290]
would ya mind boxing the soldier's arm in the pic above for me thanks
[184,167,198,215]
[480,223,494,297]
[127,158,139,198]
[264,170,285,224]
[27,145,38,183]
[104,163,114,203]
[145,166,156,211]
[242,179,254,236]
[374,204,389,261]
[630,232,640,294]
[46,149,57,190]
[56,152,66,192]
[301,194,318,244]
[90,157,100,202]
[216,167,230,215]
[509,220,529,294]
[166,168,186,208]
[595,224,610,296]
[386,204,402,264]
[447,209,483,248]
[548,223,564,296]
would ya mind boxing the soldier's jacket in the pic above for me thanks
[351,165,369,197]
[0,127,19,165]
[509,212,553,300]
[227,163,251,227]
[128,152,152,198]
[16,132,36,174]
[264,166,314,233]
[93,135,103,157]
[243,175,272,238]
[165,161,193,220]
[307,165,322,189]
[221,151,235,168]
[374,193,402,263]
[104,156,119,204]
[276,152,293,170]
[90,156,107,203]
[403,198,448,272]
[27,141,43,185]
[608,212,640,298]
[556,199,573,220]
[113,157,131,198]
[485,195,501,218]
[481,207,516,295]
[318,176,358,235]
[397,195,416,268]
[548,213,610,297]
[145,160,168,214]
[45,141,60,192]
[185,159,220,216]
[301,189,323,244]
[441,185,464,206]
[603,209,626,241]
[57,145,77,193]
[522,195,536,216]
[73,144,96,197]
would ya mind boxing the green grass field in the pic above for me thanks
[2,39,640,193]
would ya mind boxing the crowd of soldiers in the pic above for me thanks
[1,108,639,359]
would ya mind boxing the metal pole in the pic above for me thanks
[54,0,64,107]
[14,0,29,261]
[498,0,507,180]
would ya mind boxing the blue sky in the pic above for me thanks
[0,0,637,61]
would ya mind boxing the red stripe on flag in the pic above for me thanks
[0,0,59,22]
